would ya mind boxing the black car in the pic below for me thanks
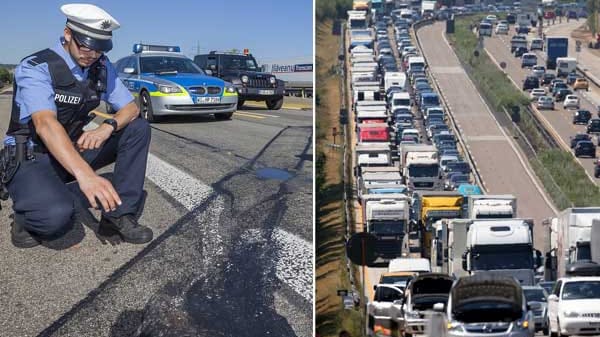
[445,161,471,174]
[588,118,600,134]
[506,13,516,24]
[570,133,592,148]
[541,73,556,86]
[573,110,592,124]
[194,51,285,109]
[574,140,596,158]
[514,46,528,57]
[595,160,600,178]
[523,76,540,91]
[555,88,573,102]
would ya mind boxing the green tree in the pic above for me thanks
[587,0,599,36]
[0,68,11,84]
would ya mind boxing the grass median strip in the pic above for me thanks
[447,15,600,209]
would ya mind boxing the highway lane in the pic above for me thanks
[0,91,313,337]
[417,21,556,249]
[486,25,600,182]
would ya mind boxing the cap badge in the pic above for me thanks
[101,20,112,30]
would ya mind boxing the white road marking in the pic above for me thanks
[146,152,312,302]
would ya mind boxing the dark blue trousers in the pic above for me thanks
[6,118,151,237]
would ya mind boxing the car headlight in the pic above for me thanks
[158,85,182,94]
[226,86,236,94]
[512,318,530,331]
[241,75,249,84]
[563,311,580,318]
[405,311,421,319]
[269,76,276,84]
[447,322,464,333]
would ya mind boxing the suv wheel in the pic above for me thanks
[237,99,245,109]
[266,96,284,110]
[214,112,233,120]
[140,91,158,123]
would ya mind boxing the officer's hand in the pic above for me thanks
[78,173,122,212]
[76,125,113,151]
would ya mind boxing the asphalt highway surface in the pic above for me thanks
[0,90,313,337]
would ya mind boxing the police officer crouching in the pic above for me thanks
[3,4,153,248]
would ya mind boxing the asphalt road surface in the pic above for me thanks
[0,90,313,337]
[417,21,556,248]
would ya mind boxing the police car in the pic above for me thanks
[114,44,238,122]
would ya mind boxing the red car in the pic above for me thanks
[544,11,556,19]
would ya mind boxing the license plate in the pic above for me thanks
[196,97,221,104]
[259,90,274,95]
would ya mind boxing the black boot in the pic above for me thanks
[10,221,41,248]
[98,214,153,244]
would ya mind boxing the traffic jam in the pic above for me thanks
[345,1,600,337]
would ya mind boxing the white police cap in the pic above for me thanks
[61,3,120,52]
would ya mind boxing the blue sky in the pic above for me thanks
[0,0,313,66]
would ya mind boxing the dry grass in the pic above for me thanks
[316,19,363,337]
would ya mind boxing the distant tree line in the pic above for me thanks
[0,68,12,85]
[316,0,353,21]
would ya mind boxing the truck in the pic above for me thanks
[463,219,540,285]
[411,191,464,260]
[544,207,600,280]
[431,218,542,284]
[356,143,392,170]
[399,144,441,190]
[421,0,436,17]
[465,194,517,219]
[358,123,390,143]
[364,195,410,264]
[348,10,369,29]
[556,57,577,77]
[384,72,408,93]
[359,167,405,198]
[545,37,568,70]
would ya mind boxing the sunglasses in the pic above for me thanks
[72,37,102,55]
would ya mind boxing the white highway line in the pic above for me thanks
[146,152,312,302]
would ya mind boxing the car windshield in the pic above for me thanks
[219,54,259,71]
[562,281,600,300]
[370,220,405,235]
[140,56,203,74]
[523,288,546,302]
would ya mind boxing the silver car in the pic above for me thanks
[116,44,238,122]
[537,96,554,110]
[522,285,549,334]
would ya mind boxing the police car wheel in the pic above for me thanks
[140,91,157,122]
[237,99,245,109]
[266,97,284,110]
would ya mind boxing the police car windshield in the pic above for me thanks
[140,56,204,75]
[220,55,259,71]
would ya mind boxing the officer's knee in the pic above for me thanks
[37,202,74,237]
[126,118,151,140]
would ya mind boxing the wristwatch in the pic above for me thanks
[103,118,118,134]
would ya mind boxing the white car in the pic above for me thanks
[563,95,580,109]
[531,65,546,78]
[530,38,544,51]
[530,88,546,100]
[485,14,498,25]
[547,277,600,337]
[495,23,509,34]
[537,96,554,110]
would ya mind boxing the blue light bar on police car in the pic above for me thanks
[133,44,181,53]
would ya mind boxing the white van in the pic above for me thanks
[479,22,492,37]
[384,72,407,92]
[556,57,577,77]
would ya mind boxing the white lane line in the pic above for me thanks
[146,153,312,302]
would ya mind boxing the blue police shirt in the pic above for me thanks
[5,38,133,144]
